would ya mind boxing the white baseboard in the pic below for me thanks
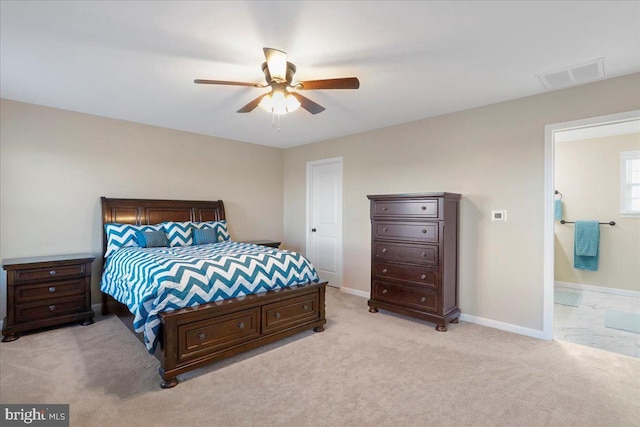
[339,287,370,299]
[459,313,546,340]
[555,281,640,298]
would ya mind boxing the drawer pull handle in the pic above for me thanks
[421,206,427,210]
[383,207,388,211]
[382,289,388,294]
[382,268,388,274]
[383,227,388,232]
[303,304,309,310]
[420,297,426,303]
[49,286,56,293]
[48,305,56,311]
[382,248,388,253]
[198,332,206,340]
[274,312,281,319]
[237,322,245,329]
[421,252,427,257]
[49,270,57,276]
[421,275,426,280]
[422,229,427,234]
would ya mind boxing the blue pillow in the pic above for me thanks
[163,221,194,247]
[104,223,162,257]
[192,220,230,242]
[193,228,218,245]
[136,230,168,248]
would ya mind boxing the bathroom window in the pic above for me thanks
[621,150,640,216]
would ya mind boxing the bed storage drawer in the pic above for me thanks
[178,308,260,362]
[262,293,320,334]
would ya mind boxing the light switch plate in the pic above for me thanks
[491,210,507,221]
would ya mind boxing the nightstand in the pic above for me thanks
[240,240,281,248]
[2,254,95,342]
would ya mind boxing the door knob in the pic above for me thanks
[311,228,317,232]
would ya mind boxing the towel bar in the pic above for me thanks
[560,220,615,226]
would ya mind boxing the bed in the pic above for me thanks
[100,197,327,388]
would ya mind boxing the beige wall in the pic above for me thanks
[0,99,284,315]
[284,73,640,332]
[554,133,640,291]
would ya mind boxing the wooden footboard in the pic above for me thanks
[105,282,326,388]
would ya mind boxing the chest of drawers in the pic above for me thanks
[2,254,95,342]
[367,193,461,331]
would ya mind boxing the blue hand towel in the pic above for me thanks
[574,220,599,271]
[554,199,563,220]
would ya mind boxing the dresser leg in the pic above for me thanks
[450,318,459,324]
[80,319,94,326]
[2,333,19,342]
[436,324,448,332]
[313,326,325,332]
[161,377,179,389]
[369,307,379,313]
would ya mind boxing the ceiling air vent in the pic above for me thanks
[536,58,605,89]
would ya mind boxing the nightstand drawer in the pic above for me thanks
[13,263,87,283]
[15,296,86,323]
[14,279,86,303]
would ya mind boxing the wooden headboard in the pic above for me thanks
[101,197,226,256]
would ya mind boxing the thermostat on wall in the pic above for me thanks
[491,210,507,221]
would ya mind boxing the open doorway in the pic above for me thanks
[544,111,640,357]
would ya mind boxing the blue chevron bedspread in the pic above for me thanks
[100,241,319,353]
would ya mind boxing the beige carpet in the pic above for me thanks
[1,288,639,427]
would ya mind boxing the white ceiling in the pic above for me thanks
[1,1,639,148]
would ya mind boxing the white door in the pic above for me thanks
[306,157,343,288]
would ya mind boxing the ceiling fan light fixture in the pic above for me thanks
[259,89,300,115]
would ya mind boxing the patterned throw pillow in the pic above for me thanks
[136,230,168,248]
[192,227,218,245]
[163,221,194,247]
[192,220,230,242]
[104,223,162,257]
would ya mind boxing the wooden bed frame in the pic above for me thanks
[101,197,326,388]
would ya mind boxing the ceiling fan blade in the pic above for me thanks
[194,79,260,87]
[263,47,287,82]
[291,93,325,114]
[297,77,360,90]
[237,94,266,113]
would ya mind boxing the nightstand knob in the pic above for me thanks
[421,275,426,280]
[420,297,426,303]
[49,270,56,276]
[48,305,56,311]
[274,312,281,319]
[382,289,388,294]
[48,286,56,293]
[198,332,206,340]
[237,322,245,329]
[382,268,388,274]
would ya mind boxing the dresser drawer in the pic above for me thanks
[13,263,87,283]
[374,221,439,243]
[372,199,439,219]
[373,241,438,266]
[374,263,439,289]
[178,308,260,362]
[262,293,319,334]
[15,296,86,323]
[373,281,438,313]
[14,279,86,303]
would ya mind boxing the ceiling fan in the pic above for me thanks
[194,47,360,115]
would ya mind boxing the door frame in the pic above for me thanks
[306,156,344,288]
[542,109,640,340]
